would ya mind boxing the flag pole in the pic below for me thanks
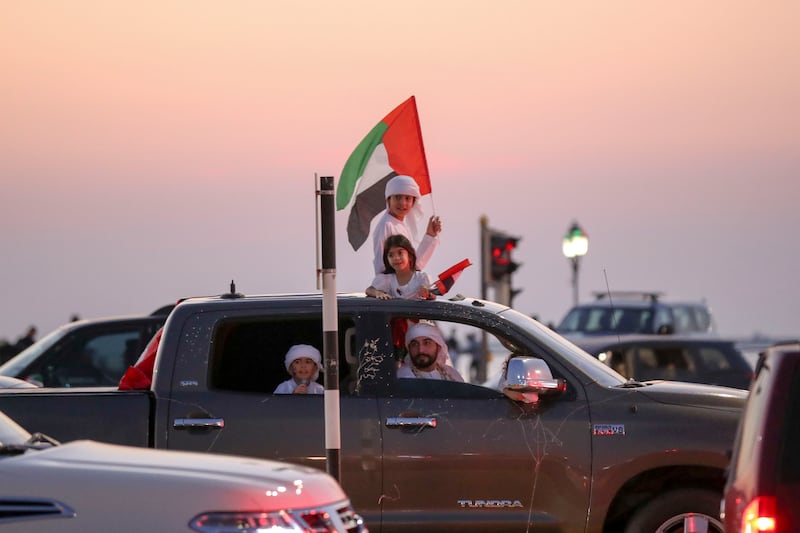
[411,95,436,216]
[318,176,341,482]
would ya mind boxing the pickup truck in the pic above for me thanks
[0,291,746,533]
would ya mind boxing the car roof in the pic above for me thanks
[174,291,511,313]
[58,313,166,330]
[569,300,708,309]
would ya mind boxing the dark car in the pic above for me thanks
[0,307,170,387]
[722,341,800,532]
[574,334,754,389]
[557,291,715,337]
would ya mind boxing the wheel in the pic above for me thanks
[624,488,723,533]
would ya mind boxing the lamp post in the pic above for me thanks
[562,221,589,306]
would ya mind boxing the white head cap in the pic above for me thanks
[405,322,451,368]
[385,175,420,199]
[385,175,424,239]
[284,344,322,381]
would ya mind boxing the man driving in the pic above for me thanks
[398,322,464,382]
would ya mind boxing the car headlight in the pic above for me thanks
[189,510,304,532]
[189,507,367,533]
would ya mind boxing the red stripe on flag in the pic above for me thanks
[382,96,431,196]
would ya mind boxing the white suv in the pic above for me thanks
[556,291,715,337]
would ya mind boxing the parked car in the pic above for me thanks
[0,307,170,387]
[574,334,754,389]
[721,341,800,532]
[0,407,366,532]
[556,291,715,337]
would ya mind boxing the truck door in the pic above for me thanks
[157,309,384,529]
[375,320,593,533]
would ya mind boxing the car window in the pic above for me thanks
[613,309,652,333]
[779,365,800,483]
[208,315,358,395]
[653,308,673,332]
[695,346,732,370]
[0,324,71,375]
[560,306,654,334]
[693,308,712,332]
[672,305,712,333]
[380,314,577,399]
[606,350,627,375]
[633,347,693,381]
[26,326,153,387]
[671,307,693,332]
[85,331,141,376]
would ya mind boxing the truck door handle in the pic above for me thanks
[173,418,225,430]
[385,416,437,429]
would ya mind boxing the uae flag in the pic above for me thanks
[336,96,431,250]
[431,259,472,296]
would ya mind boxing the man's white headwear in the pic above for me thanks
[405,322,451,368]
[385,175,424,241]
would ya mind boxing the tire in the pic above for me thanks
[624,488,724,533]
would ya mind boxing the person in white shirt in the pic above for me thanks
[371,175,442,275]
[273,344,325,394]
[398,322,464,382]
[366,234,434,301]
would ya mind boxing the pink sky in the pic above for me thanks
[1,1,798,341]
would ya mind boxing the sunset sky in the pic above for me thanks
[1,1,798,343]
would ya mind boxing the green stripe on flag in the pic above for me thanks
[336,122,388,210]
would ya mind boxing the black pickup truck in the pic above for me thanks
[0,292,745,533]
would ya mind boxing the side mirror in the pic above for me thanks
[502,357,566,404]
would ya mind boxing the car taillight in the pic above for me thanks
[741,495,776,532]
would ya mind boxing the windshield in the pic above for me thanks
[0,323,78,376]
[557,306,654,335]
[499,307,627,387]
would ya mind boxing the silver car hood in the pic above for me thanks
[1,440,347,530]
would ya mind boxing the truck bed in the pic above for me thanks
[0,387,152,447]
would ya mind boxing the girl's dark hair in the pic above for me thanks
[382,234,417,273]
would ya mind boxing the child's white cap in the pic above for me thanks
[385,175,425,239]
[385,175,420,199]
[285,344,322,381]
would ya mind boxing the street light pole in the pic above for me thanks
[562,222,589,307]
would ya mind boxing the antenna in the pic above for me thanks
[602,269,621,343]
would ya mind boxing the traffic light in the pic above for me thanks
[489,232,520,281]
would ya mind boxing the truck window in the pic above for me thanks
[383,316,527,397]
[207,316,357,395]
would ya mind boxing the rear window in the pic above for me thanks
[696,346,732,370]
